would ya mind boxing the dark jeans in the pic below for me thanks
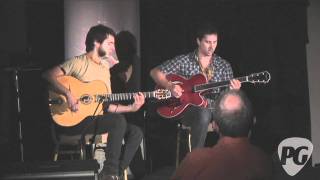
[55,112,143,175]
[179,105,214,149]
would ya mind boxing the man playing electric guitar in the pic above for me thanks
[150,22,241,150]
[43,24,145,180]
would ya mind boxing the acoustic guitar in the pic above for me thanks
[156,71,271,118]
[49,76,171,127]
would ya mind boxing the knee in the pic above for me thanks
[194,109,211,126]
[129,125,143,141]
[197,119,210,130]
[115,115,127,128]
[108,114,127,130]
[136,128,143,141]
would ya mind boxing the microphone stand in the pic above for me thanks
[2,66,41,162]
[13,69,24,162]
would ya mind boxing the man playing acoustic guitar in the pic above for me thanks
[43,24,145,180]
[150,22,241,150]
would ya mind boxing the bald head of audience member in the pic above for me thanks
[214,90,254,137]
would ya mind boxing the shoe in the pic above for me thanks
[94,148,106,173]
[99,173,120,180]
[98,165,120,180]
[118,172,124,180]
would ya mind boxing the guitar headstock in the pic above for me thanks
[248,71,271,84]
[154,89,172,100]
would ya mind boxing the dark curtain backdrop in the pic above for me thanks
[141,0,310,155]
[0,0,64,162]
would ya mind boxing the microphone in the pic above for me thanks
[102,50,119,68]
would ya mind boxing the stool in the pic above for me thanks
[51,123,96,161]
[175,122,216,168]
[176,123,191,168]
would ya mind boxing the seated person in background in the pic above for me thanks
[43,24,145,180]
[171,90,272,180]
[111,30,141,93]
[110,30,146,179]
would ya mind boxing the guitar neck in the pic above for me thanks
[101,91,156,102]
[193,76,249,92]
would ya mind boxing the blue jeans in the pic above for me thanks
[179,105,214,149]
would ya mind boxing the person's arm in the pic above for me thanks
[150,67,174,90]
[150,67,183,98]
[43,66,68,96]
[42,66,79,112]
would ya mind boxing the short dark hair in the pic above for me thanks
[214,90,253,137]
[85,24,116,52]
[195,22,219,41]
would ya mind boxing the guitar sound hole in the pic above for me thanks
[80,95,92,105]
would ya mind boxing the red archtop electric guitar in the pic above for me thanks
[156,71,271,118]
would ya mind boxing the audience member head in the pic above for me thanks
[214,90,253,137]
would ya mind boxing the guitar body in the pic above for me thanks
[49,76,108,127]
[157,71,271,119]
[157,74,208,118]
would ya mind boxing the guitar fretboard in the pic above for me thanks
[193,76,248,92]
[97,91,156,102]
